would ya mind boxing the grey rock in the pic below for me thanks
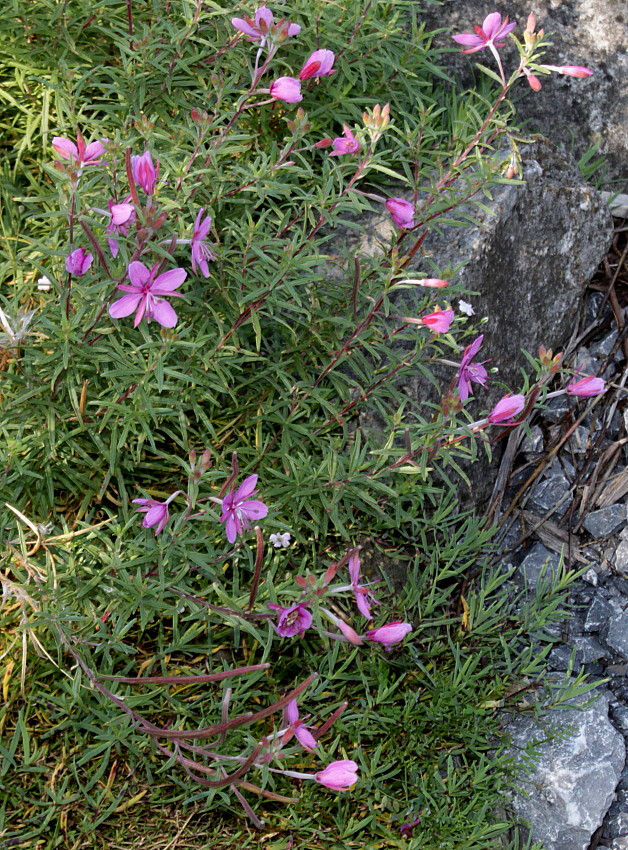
[615,535,628,573]
[573,635,606,664]
[608,611,628,660]
[608,807,628,838]
[528,468,572,517]
[542,395,572,425]
[549,644,575,671]
[591,329,619,360]
[508,691,625,850]
[583,505,627,538]
[582,567,599,587]
[585,595,614,632]
[419,0,628,191]
[568,426,593,455]
[517,543,562,591]
[612,839,628,850]
[521,425,544,457]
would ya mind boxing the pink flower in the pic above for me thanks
[329,125,360,157]
[231,6,301,43]
[132,497,172,534]
[109,261,187,328]
[457,335,488,402]
[386,197,415,229]
[315,760,359,791]
[220,474,268,543]
[348,552,377,619]
[365,621,413,646]
[284,699,318,751]
[566,375,605,397]
[488,394,526,424]
[541,64,593,78]
[52,133,107,165]
[106,200,135,258]
[65,248,93,276]
[269,76,303,103]
[421,308,455,333]
[452,12,516,53]
[269,602,313,637]
[299,49,335,81]
[131,151,157,195]
[191,209,216,278]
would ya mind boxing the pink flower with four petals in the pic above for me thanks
[52,134,107,165]
[457,335,488,402]
[231,5,301,43]
[109,261,187,328]
[269,602,313,637]
[329,126,360,157]
[191,209,216,278]
[452,12,517,53]
[220,474,269,543]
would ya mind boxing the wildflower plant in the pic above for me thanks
[0,0,601,844]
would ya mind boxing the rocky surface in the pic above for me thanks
[417,0,628,192]
[490,219,628,849]
[345,140,612,411]
[507,692,625,850]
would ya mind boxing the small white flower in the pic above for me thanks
[269,532,292,548]
[458,299,475,316]
[37,275,52,291]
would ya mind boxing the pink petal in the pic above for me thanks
[255,5,274,28]
[355,592,372,619]
[452,33,485,47]
[111,203,135,226]
[225,515,240,543]
[482,12,503,38]
[242,500,268,520]
[109,293,142,319]
[348,553,360,585]
[152,268,187,292]
[52,137,79,160]
[231,17,260,37]
[149,298,178,328]
[295,725,318,750]
[128,261,151,287]
[83,140,106,161]
[235,474,259,501]
[285,699,299,725]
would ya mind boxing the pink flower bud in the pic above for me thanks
[65,248,93,276]
[542,64,593,78]
[488,394,526,424]
[566,376,605,397]
[299,49,335,81]
[269,76,303,104]
[365,621,413,646]
[131,151,157,195]
[315,760,359,790]
[314,137,334,149]
[385,197,415,229]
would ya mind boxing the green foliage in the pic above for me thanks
[0,0,593,846]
